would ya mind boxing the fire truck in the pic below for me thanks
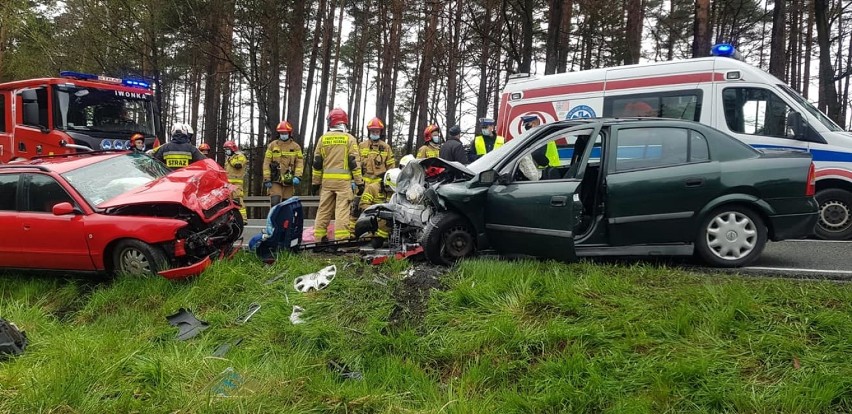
[0,71,160,163]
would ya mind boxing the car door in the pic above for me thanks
[483,126,598,260]
[605,125,721,246]
[0,173,25,267]
[18,173,94,270]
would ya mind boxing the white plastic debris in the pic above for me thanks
[289,306,305,324]
[294,265,336,292]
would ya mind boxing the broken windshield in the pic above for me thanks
[53,85,155,135]
[62,153,171,207]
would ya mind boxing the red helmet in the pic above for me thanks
[327,108,349,128]
[198,142,211,151]
[423,124,440,143]
[366,117,384,131]
[276,121,293,133]
[223,140,239,152]
[130,133,145,143]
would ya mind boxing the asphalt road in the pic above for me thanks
[243,219,852,279]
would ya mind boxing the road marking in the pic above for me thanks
[783,239,852,244]
[744,266,852,275]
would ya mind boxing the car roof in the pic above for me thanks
[551,117,703,128]
[0,151,128,174]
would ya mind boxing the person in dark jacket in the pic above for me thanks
[152,123,206,170]
[439,125,469,165]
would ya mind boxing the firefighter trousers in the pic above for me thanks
[315,184,354,240]
[230,182,247,223]
[269,182,295,204]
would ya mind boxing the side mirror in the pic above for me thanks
[480,170,498,185]
[788,111,805,140]
[52,202,76,216]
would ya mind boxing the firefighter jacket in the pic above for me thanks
[152,134,205,170]
[263,139,304,184]
[359,140,395,180]
[225,151,248,185]
[359,182,390,211]
[416,143,440,159]
[312,131,363,187]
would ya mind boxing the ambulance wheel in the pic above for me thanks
[422,212,475,266]
[814,188,852,240]
[112,239,167,276]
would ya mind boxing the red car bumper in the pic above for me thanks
[158,256,212,279]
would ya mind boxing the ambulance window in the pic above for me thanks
[614,127,690,172]
[0,94,6,132]
[20,87,49,129]
[723,88,796,139]
[604,90,703,121]
[0,174,19,210]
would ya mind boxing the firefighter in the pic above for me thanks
[521,114,560,167]
[198,142,211,156]
[152,123,205,170]
[311,108,363,242]
[130,133,146,153]
[360,168,400,248]
[359,117,395,185]
[263,120,304,206]
[416,124,442,159]
[223,140,248,223]
[468,117,504,162]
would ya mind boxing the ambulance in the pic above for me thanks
[0,71,160,164]
[498,44,852,240]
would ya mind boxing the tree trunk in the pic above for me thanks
[202,0,224,151]
[286,0,307,145]
[813,0,841,121]
[624,0,643,64]
[557,0,573,72]
[190,52,203,134]
[768,0,786,79]
[300,0,327,145]
[446,0,463,125]
[803,0,813,98]
[313,0,337,142]
[692,0,711,57]
[520,0,534,73]
[545,0,563,74]
[477,2,492,120]
[414,0,440,146]
[265,0,281,138]
[388,58,400,147]
[327,3,345,111]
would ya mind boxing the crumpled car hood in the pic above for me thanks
[98,159,235,216]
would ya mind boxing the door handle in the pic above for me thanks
[551,196,568,207]
[684,178,705,187]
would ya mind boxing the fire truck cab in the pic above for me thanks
[0,71,159,163]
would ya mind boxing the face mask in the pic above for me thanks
[431,135,442,144]
[134,143,144,150]
[225,149,233,156]
[481,129,491,136]
[369,134,380,141]
[279,134,290,141]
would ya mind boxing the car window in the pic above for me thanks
[61,153,171,206]
[24,174,75,213]
[20,87,49,129]
[604,90,703,121]
[723,87,797,139]
[690,131,709,162]
[0,174,19,210]
[511,128,598,182]
[615,127,693,172]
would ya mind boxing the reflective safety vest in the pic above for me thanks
[416,144,440,159]
[474,135,505,155]
[545,141,560,167]
[312,131,363,183]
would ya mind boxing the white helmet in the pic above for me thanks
[383,168,401,191]
[399,154,415,169]
[170,122,194,136]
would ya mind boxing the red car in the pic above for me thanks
[0,152,243,278]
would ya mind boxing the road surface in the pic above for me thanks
[243,219,852,279]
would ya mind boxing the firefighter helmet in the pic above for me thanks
[423,124,440,143]
[276,121,293,133]
[384,168,401,191]
[130,133,145,143]
[327,108,349,128]
[170,122,193,137]
[223,140,238,152]
[399,154,415,169]
[366,117,385,131]
[198,142,211,151]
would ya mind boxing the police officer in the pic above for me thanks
[223,140,248,223]
[263,121,304,206]
[360,117,395,185]
[468,117,504,162]
[416,124,442,159]
[521,114,560,167]
[152,123,205,170]
[311,108,363,242]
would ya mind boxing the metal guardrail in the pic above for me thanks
[243,195,320,219]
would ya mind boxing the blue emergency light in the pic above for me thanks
[59,70,151,89]
[710,43,737,58]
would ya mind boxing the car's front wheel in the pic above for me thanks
[814,188,852,240]
[695,206,767,268]
[112,239,168,276]
[421,212,475,266]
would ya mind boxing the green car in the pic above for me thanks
[359,118,819,267]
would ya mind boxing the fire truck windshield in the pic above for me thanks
[54,85,155,135]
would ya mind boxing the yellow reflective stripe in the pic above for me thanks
[334,230,350,238]
[314,228,328,237]
[228,179,244,184]
[321,173,352,180]
[362,193,374,203]
[376,229,389,238]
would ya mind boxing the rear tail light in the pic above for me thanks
[806,162,816,197]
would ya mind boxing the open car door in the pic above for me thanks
[482,125,600,261]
